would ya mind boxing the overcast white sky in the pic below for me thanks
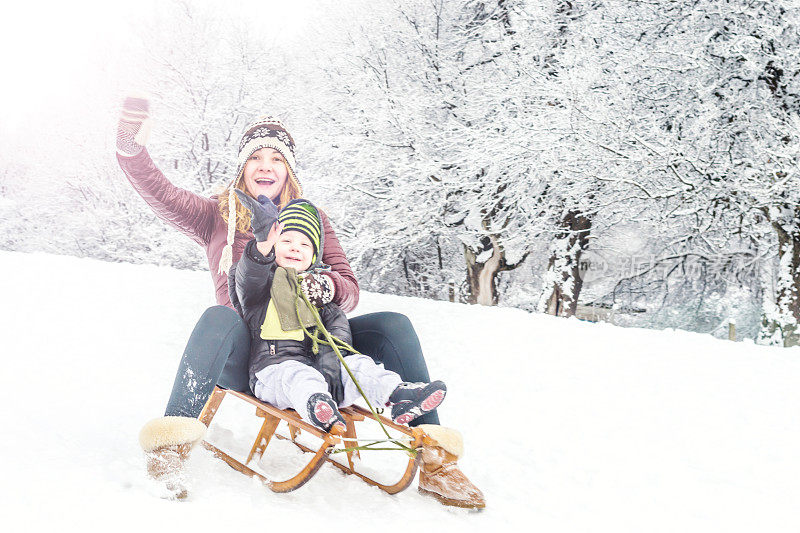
[0,0,315,129]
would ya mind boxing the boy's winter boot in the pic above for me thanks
[388,380,447,425]
[417,424,486,510]
[307,392,346,433]
[139,416,207,500]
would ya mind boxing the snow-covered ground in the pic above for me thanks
[2,250,799,532]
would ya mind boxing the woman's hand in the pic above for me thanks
[299,272,335,307]
[117,94,152,156]
[233,189,280,242]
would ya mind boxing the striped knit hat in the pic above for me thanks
[219,116,303,275]
[278,200,322,265]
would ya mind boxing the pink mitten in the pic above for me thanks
[116,94,152,156]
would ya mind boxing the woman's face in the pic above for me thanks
[242,147,289,200]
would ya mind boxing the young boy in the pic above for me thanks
[231,192,446,432]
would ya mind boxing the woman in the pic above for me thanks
[116,95,484,508]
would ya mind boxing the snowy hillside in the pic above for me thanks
[2,250,799,532]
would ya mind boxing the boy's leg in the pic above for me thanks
[164,305,251,418]
[348,312,440,425]
[340,353,403,407]
[254,361,338,426]
[341,354,446,425]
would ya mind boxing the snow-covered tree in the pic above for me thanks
[5,0,800,346]
[310,0,604,305]
[564,0,800,343]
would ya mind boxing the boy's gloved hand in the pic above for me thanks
[315,351,344,405]
[299,273,335,307]
[117,94,152,157]
[233,189,280,242]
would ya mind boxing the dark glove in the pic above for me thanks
[116,94,151,156]
[315,350,344,405]
[299,272,335,307]
[234,189,280,241]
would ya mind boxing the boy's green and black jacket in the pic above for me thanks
[229,200,351,404]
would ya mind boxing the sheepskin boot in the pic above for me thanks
[139,416,207,500]
[417,425,486,510]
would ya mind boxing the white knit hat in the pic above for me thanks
[218,116,303,275]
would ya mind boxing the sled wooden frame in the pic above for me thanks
[198,386,425,494]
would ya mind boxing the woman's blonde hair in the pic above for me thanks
[218,161,302,232]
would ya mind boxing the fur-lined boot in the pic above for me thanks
[139,416,207,500]
[417,425,486,510]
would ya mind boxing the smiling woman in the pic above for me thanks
[243,148,290,200]
[216,117,305,275]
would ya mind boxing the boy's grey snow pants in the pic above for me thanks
[164,305,440,426]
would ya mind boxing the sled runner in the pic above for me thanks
[198,386,426,494]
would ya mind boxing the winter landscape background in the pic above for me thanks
[3,0,800,345]
[3,2,800,528]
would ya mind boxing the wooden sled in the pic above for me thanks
[198,386,425,494]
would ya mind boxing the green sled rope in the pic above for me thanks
[290,274,416,456]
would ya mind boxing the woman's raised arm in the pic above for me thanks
[116,95,217,246]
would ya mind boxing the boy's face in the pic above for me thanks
[274,230,314,272]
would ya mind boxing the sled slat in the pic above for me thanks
[246,413,281,465]
[198,387,225,426]
[343,416,360,470]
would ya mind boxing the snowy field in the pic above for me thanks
[2,250,800,532]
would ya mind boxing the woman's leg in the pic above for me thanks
[348,312,440,426]
[164,305,251,418]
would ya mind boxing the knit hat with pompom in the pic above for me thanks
[218,117,303,275]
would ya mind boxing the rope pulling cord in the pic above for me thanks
[291,274,417,456]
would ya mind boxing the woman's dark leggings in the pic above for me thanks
[164,306,440,426]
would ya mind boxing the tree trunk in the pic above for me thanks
[759,221,800,347]
[537,210,591,317]
[464,234,504,305]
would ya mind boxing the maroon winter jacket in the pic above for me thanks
[116,149,360,312]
